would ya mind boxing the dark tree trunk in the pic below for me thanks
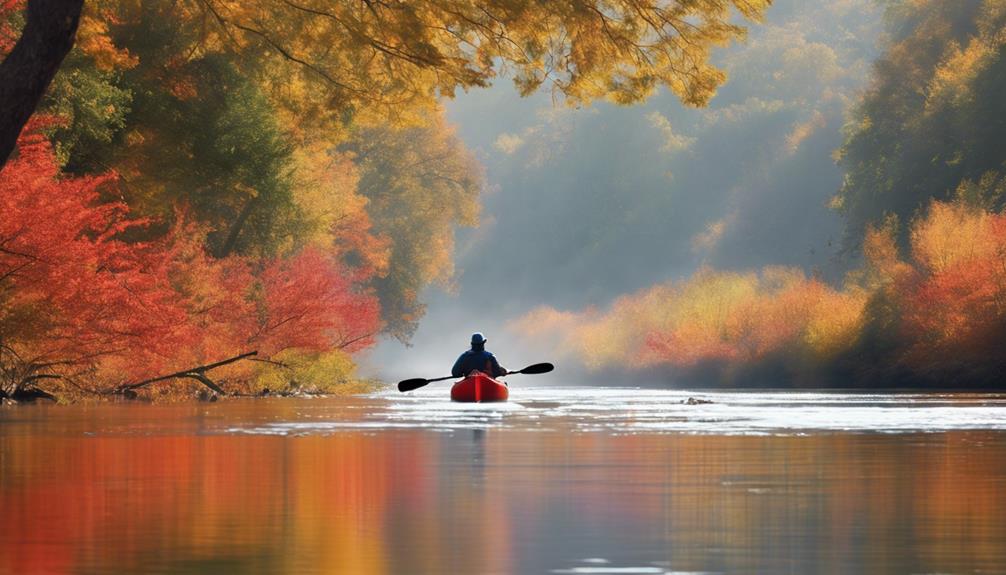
[0,0,84,168]
[215,197,257,258]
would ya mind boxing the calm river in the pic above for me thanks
[3,388,1006,574]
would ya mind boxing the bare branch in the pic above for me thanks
[117,350,258,394]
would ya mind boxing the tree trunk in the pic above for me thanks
[215,197,257,258]
[0,0,84,168]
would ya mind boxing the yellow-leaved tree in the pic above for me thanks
[343,114,483,339]
[2,0,771,167]
[184,0,770,118]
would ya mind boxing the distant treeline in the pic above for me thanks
[517,195,1006,388]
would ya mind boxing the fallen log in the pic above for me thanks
[115,351,258,396]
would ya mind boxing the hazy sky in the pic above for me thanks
[361,0,885,382]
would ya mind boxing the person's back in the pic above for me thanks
[452,332,507,378]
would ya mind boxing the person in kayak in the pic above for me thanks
[452,332,507,378]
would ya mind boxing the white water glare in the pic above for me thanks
[222,388,1006,436]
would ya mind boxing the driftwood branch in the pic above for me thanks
[116,351,258,395]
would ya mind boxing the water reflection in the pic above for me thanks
[1,396,1006,574]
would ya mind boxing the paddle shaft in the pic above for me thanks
[398,362,553,393]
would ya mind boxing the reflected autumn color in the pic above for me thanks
[2,400,1006,574]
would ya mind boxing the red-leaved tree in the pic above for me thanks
[255,248,380,355]
[1,123,381,397]
[0,120,187,394]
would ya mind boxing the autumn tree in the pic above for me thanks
[513,191,1006,388]
[0,120,185,395]
[1,0,771,169]
[344,116,482,339]
[899,199,1006,384]
[21,2,445,343]
[38,9,305,259]
[835,0,1006,248]
[41,5,404,327]
[0,123,381,398]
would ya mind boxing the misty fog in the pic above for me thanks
[361,0,884,382]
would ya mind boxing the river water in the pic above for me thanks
[3,387,1006,574]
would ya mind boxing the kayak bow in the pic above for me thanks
[450,371,509,403]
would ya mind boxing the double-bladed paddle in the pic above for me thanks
[397,362,554,393]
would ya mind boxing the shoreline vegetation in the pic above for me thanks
[1,1,772,406]
[516,195,1006,390]
[0,349,384,406]
[5,1,1006,400]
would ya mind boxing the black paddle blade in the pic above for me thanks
[518,362,554,375]
[398,378,429,393]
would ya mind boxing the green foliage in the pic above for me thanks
[44,51,131,168]
[953,170,1006,211]
[53,10,303,258]
[152,56,297,257]
[836,0,1006,248]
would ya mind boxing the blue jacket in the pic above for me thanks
[452,348,507,378]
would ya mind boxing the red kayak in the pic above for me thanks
[450,371,509,402]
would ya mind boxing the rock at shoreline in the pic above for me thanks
[196,390,219,402]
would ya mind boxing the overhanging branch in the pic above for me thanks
[116,350,258,395]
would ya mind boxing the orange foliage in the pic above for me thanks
[75,12,138,71]
[862,216,915,287]
[899,202,1006,375]
[517,198,1006,386]
[910,202,1002,274]
[257,248,380,355]
[639,269,867,373]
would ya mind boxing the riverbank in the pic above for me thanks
[0,347,386,406]
[0,378,384,406]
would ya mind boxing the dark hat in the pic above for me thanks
[470,332,487,345]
